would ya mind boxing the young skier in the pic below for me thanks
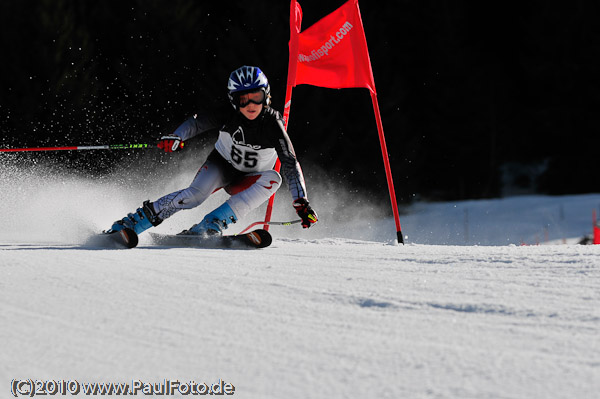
[107,65,318,237]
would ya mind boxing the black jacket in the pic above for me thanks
[172,106,307,200]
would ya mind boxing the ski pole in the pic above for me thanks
[239,219,302,234]
[0,143,154,152]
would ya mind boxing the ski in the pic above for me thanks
[149,229,272,249]
[97,228,139,249]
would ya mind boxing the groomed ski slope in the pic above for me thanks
[1,239,598,398]
[1,157,599,398]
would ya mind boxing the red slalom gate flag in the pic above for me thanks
[292,0,376,94]
[264,0,404,244]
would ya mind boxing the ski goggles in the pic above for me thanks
[236,89,266,108]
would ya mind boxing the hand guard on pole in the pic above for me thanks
[157,135,183,153]
[293,198,318,229]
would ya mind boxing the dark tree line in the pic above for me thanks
[1,0,598,202]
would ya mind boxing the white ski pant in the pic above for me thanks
[152,158,282,222]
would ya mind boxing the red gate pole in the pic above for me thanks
[370,91,403,244]
[263,0,302,231]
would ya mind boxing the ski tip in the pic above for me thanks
[245,229,272,248]
[119,228,139,248]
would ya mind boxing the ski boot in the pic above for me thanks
[179,202,237,236]
[109,200,162,235]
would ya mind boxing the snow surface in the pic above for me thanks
[1,155,599,398]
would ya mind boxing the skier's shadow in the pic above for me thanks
[0,236,130,250]
[0,244,129,251]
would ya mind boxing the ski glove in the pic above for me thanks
[157,135,184,152]
[293,198,318,228]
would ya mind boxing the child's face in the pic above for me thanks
[240,102,263,120]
